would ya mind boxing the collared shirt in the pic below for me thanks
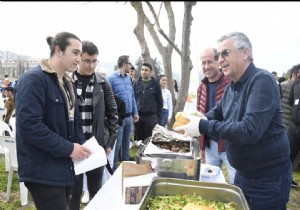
[199,63,291,176]
[107,71,138,115]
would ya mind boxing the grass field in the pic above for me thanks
[0,146,300,209]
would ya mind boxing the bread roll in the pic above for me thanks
[173,112,190,134]
[183,203,215,210]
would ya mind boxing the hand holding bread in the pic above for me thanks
[173,111,207,137]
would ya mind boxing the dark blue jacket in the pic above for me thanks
[15,59,85,186]
[199,63,291,177]
[133,77,163,116]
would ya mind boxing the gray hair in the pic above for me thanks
[217,32,253,62]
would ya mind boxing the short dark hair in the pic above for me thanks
[271,71,277,75]
[278,77,286,83]
[142,62,152,70]
[290,64,300,79]
[82,40,98,55]
[5,86,13,93]
[131,66,135,71]
[158,74,165,80]
[117,55,129,68]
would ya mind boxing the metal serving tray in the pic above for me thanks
[139,177,250,210]
[136,137,201,180]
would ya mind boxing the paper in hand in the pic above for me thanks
[73,136,107,175]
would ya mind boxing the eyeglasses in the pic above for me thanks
[126,62,132,66]
[217,47,244,60]
[81,59,99,66]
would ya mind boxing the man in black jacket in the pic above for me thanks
[68,41,118,210]
[133,63,163,141]
[288,71,300,187]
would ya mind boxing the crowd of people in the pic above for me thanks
[0,30,295,210]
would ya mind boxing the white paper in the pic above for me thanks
[295,99,299,105]
[73,136,107,175]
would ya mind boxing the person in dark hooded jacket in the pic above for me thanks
[15,32,91,210]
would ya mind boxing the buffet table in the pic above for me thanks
[84,161,226,210]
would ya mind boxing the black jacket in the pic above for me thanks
[289,77,300,124]
[114,95,126,125]
[73,72,119,149]
[133,77,163,117]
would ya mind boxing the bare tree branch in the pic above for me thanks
[130,2,152,63]
[130,1,197,123]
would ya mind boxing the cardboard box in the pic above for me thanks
[121,162,154,204]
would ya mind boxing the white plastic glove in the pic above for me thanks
[173,113,202,137]
[189,111,208,120]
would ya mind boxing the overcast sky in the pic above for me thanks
[1,1,300,90]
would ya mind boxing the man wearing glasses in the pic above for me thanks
[108,55,139,171]
[175,32,292,210]
[68,41,118,209]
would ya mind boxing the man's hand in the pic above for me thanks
[105,147,112,156]
[173,113,202,137]
[167,119,171,125]
[70,143,91,161]
[133,114,139,123]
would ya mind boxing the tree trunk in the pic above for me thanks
[130,1,196,129]
[130,2,152,64]
[175,2,195,114]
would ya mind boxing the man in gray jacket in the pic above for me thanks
[68,41,118,210]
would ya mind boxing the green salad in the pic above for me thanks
[146,193,236,210]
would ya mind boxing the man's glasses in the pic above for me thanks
[126,62,132,66]
[217,47,244,60]
[81,59,99,66]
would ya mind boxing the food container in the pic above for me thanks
[136,137,201,181]
[200,165,221,182]
[139,177,250,210]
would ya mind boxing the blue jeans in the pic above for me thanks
[235,172,292,210]
[205,140,236,184]
[158,109,169,127]
[113,116,133,171]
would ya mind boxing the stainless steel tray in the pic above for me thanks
[136,137,201,180]
[139,177,250,210]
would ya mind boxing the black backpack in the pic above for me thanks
[114,95,126,126]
